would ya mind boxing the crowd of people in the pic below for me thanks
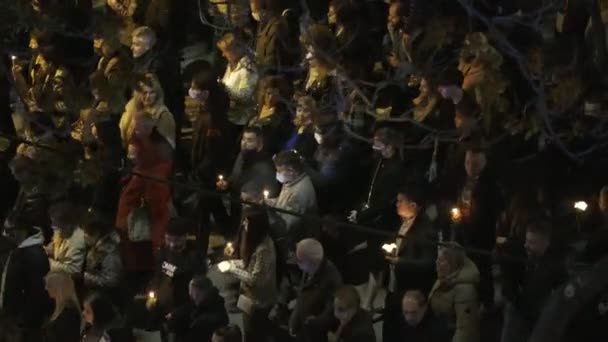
[0,0,607,341]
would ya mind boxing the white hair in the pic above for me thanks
[132,26,157,46]
[297,238,324,261]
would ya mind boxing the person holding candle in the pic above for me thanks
[381,183,438,342]
[217,207,277,342]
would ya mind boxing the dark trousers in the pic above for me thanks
[243,306,272,342]
[382,290,405,342]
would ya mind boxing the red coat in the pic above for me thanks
[116,136,172,272]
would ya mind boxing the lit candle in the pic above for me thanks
[218,174,224,181]
[10,55,16,61]
[148,291,156,300]
[450,207,462,222]
[226,242,233,249]
[263,189,269,200]
[382,243,397,254]
[574,201,588,212]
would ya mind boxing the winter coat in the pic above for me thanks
[389,214,437,295]
[221,55,259,126]
[116,135,173,271]
[289,259,343,336]
[330,309,376,342]
[119,98,176,154]
[227,235,277,308]
[429,257,480,342]
[167,287,229,342]
[398,310,450,342]
[48,228,86,276]
[84,231,123,290]
[266,173,318,249]
[149,244,205,312]
[0,229,51,339]
[43,304,82,342]
[229,150,279,197]
[255,15,289,72]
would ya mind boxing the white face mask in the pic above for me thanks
[314,132,323,145]
[188,88,202,100]
[334,308,357,323]
[276,172,288,184]
[251,11,261,21]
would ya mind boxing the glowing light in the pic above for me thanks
[263,190,269,200]
[148,291,156,299]
[574,201,588,212]
[218,174,224,181]
[450,207,462,222]
[382,243,397,254]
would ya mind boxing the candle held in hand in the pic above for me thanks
[382,243,397,254]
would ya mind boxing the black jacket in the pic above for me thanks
[167,287,229,342]
[0,229,51,341]
[332,309,376,342]
[43,304,81,342]
[390,214,438,294]
[398,311,450,342]
[150,244,206,313]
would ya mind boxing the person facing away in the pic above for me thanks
[43,272,82,342]
[166,275,229,342]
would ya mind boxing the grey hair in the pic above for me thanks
[132,26,157,47]
[297,238,324,262]
[439,242,466,271]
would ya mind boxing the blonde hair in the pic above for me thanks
[216,32,243,55]
[136,73,165,107]
[46,272,81,321]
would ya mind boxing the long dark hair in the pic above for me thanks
[192,69,230,127]
[235,207,270,267]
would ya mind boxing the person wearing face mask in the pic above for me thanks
[147,218,206,317]
[265,150,318,259]
[45,201,86,278]
[166,275,229,342]
[324,286,375,342]
[285,238,342,342]
[81,210,123,303]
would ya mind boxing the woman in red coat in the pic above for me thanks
[115,111,173,294]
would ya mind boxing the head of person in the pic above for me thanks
[333,286,360,324]
[189,275,215,305]
[89,71,112,103]
[133,112,156,138]
[165,218,190,253]
[524,219,552,259]
[93,31,120,58]
[258,75,288,109]
[396,184,425,220]
[401,290,428,326]
[464,147,487,178]
[295,96,317,130]
[418,75,439,101]
[217,32,245,65]
[212,325,243,342]
[373,127,402,159]
[436,70,464,100]
[436,242,466,279]
[240,126,264,154]
[273,150,305,184]
[296,238,324,274]
[301,24,337,71]
[189,68,229,117]
[45,271,80,320]
[82,209,112,248]
[388,0,406,31]
[82,293,116,329]
[599,186,608,213]
[237,207,270,265]
[131,26,157,58]
[48,200,78,238]
[328,0,360,28]
[135,73,164,108]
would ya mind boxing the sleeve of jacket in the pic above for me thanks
[50,231,86,275]
[84,250,123,288]
[228,241,274,287]
[396,221,437,271]
[452,284,480,342]
[156,110,177,148]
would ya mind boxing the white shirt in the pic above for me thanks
[221,55,258,101]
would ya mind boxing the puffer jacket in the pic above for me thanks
[48,227,86,276]
[84,231,123,290]
[428,257,480,342]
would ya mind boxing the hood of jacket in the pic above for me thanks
[441,257,480,287]
[18,227,44,248]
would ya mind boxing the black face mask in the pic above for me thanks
[242,149,259,165]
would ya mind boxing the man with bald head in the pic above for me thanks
[399,290,449,341]
[287,238,343,341]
